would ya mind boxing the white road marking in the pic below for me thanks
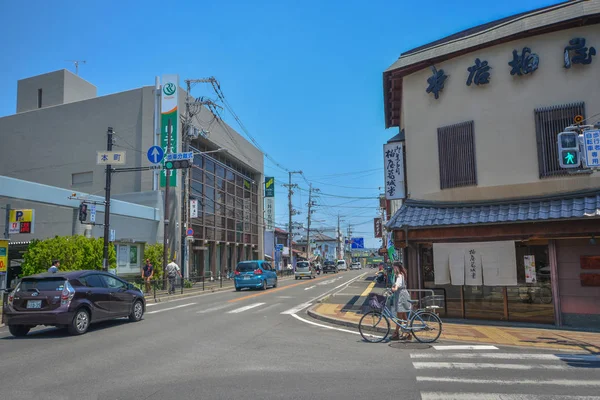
[304,286,316,291]
[196,304,233,314]
[411,353,600,361]
[421,393,600,400]
[276,296,294,299]
[146,303,197,314]
[281,302,313,315]
[433,345,499,350]
[251,303,281,313]
[416,377,600,386]
[227,303,265,314]
[413,362,568,370]
[291,313,360,335]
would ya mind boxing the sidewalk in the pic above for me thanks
[307,272,600,353]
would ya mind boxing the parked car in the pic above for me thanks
[4,270,145,337]
[234,260,278,291]
[351,262,362,270]
[322,260,338,274]
[337,260,348,271]
[295,261,315,280]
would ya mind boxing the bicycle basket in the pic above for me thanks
[421,295,444,310]
[368,294,387,310]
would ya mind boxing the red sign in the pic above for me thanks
[19,222,31,234]
[581,256,600,270]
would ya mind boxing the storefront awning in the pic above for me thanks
[387,189,600,230]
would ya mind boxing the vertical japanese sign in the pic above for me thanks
[265,197,275,231]
[464,248,482,285]
[373,218,382,238]
[190,199,199,218]
[0,240,7,273]
[265,177,275,197]
[160,74,179,188]
[383,142,405,200]
[524,255,537,283]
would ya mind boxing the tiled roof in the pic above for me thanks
[387,189,600,229]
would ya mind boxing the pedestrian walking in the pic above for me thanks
[142,259,154,294]
[165,258,181,294]
[390,262,412,341]
[48,260,60,273]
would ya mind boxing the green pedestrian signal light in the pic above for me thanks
[557,131,580,169]
[164,160,192,170]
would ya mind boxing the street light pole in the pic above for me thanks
[102,127,113,272]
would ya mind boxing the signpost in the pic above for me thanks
[160,74,179,188]
[0,240,8,273]
[583,129,600,168]
[276,244,284,251]
[186,228,194,238]
[147,145,165,164]
[190,199,199,218]
[351,237,365,249]
[166,152,193,161]
[97,151,126,165]
[90,205,96,223]
[8,209,35,234]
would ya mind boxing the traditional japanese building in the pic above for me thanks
[383,0,600,328]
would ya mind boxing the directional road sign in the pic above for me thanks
[275,244,284,251]
[147,146,164,164]
[166,152,194,162]
[351,237,365,249]
[583,129,600,168]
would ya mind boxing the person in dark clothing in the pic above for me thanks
[142,259,154,294]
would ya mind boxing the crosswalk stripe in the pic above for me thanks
[411,353,600,361]
[227,303,265,314]
[281,302,312,315]
[421,393,600,400]
[251,303,281,313]
[146,303,197,314]
[416,377,600,386]
[413,362,568,370]
[433,345,499,350]
[196,304,233,314]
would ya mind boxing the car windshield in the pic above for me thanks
[236,262,258,272]
[337,261,344,265]
[18,278,66,292]
[297,262,309,269]
[324,261,334,265]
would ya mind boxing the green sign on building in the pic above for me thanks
[160,75,179,188]
[265,177,275,197]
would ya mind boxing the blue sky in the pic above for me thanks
[0,0,559,248]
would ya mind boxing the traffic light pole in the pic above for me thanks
[102,127,113,272]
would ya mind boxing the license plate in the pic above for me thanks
[27,300,42,309]
[243,276,250,280]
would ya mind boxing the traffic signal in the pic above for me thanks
[557,131,580,168]
[78,203,88,222]
[164,159,192,170]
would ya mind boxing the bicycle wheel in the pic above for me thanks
[358,311,390,343]
[410,311,442,343]
[539,286,553,304]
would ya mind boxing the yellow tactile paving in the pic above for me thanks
[360,281,376,297]
[312,303,600,353]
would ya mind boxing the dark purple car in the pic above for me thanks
[4,270,145,337]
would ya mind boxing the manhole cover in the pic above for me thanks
[388,342,432,350]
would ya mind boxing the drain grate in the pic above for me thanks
[388,342,432,350]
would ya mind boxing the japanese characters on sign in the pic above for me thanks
[265,177,275,198]
[265,197,275,231]
[8,209,35,234]
[96,151,126,165]
[190,199,199,219]
[425,36,596,98]
[464,248,482,286]
[564,38,596,68]
[383,142,405,200]
[374,218,383,238]
[165,152,193,161]
[466,58,491,86]
[584,129,600,168]
[524,255,537,284]
[425,65,448,99]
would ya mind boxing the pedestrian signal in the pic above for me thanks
[557,132,580,168]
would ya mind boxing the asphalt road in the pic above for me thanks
[0,269,599,400]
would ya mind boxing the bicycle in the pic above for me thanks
[358,289,443,343]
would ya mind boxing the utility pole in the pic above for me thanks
[102,127,113,272]
[283,171,302,267]
[337,213,343,260]
[305,184,319,262]
[163,119,172,289]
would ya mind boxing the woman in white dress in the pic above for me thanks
[390,262,412,341]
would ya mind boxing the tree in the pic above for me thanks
[21,236,116,277]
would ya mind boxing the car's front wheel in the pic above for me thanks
[68,308,90,335]
[8,325,30,337]
[129,300,144,322]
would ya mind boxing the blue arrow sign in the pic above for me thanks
[147,146,164,164]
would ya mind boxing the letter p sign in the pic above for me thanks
[15,211,24,221]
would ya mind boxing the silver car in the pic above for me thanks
[295,261,315,280]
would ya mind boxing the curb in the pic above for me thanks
[307,305,361,330]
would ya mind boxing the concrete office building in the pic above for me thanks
[0,69,264,278]
[383,1,600,328]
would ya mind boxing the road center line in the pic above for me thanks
[146,303,197,314]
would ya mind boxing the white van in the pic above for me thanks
[336,260,348,271]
